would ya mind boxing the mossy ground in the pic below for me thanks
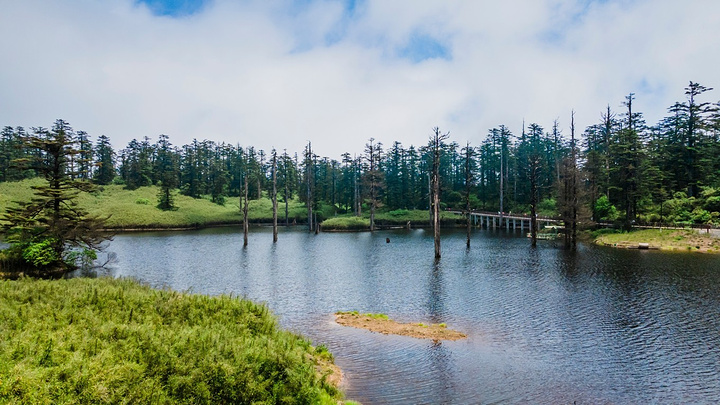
[0,277,344,404]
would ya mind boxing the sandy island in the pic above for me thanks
[334,311,467,341]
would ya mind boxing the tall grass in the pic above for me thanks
[0,277,342,404]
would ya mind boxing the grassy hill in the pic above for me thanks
[0,179,310,230]
[0,179,461,231]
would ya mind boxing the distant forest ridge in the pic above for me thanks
[1,81,720,227]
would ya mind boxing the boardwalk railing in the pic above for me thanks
[448,210,562,231]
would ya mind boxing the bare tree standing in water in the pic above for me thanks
[430,127,449,259]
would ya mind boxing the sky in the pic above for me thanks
[1,0,719,158]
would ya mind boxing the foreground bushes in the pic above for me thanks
[0,277,340,404]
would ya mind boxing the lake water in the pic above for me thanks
[81,226,720,404]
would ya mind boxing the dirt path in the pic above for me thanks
[334,312,467,341]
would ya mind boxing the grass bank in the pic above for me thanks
[593,228,720,253]
[0,277,346,404]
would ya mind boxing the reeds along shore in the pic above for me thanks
[0,277,344,404]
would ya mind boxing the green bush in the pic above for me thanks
[704,196,720,213]
[691,208,712,224]
[537,198,557,217]
[387,209,410,217]
[21,239,60,267]
[320,217,370,231]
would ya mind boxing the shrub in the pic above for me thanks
[21,238,60,267]
[538,198,557,217]
[691,208,712,224]
[387,209,410,217]
[704,196,720,213]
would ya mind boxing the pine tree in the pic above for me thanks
[76,131,93,180]
[155,134,179,210]
[521,123,544,246]
[609,93,645,229]
[303,142,315,231]
[93,135,115,185]
[1,120,110,273]
[676,82,715,197]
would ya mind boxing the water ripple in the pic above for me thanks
[92,227,720,404]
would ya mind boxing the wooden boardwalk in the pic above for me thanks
[448,210,561,231]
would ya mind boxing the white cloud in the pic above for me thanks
[1,0,719,158]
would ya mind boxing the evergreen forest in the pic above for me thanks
[2,82,720,230]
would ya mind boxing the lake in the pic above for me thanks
[80,226,720,404]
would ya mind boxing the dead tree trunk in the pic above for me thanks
[433,175,441,258]
[431,127,449,259]
[305,142,313,232]
[530,160,538,247]
[243,175,249,247]
[464,142,473,249]
[272,151,278,243]
[570,111,578,249]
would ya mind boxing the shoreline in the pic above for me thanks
[103,221,454,233]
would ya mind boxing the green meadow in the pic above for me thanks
[0,179,461,231]
[0,179,309,230]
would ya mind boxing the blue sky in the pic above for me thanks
[1,0,718,158]
[136,0,208,17]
